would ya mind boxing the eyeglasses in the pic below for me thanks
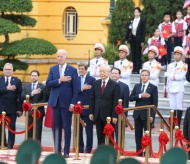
[5,69,12,71]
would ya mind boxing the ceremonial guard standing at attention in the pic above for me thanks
[88,43,108,80]
[142,46,161,87]
[114,44,133,89]
[164,46,188,129]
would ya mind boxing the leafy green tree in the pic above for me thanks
[108,0,135,44]
[0,0,57,71]
[142,0,170,35]
[168,0,184,20]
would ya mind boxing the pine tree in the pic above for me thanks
[0,0,57,71]
[108,0,135,44]
[142,0,170,35]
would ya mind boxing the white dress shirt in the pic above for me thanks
[132,17,140,36]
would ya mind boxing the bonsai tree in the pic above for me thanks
[108,0,135,44]
[0,0,57,71]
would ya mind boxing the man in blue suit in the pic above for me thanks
[78,63,95,153]
[0,63,22,149]
[46,49,79,158]
[111,67,129,143]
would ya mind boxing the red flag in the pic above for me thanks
[159,45,167,57]
[162,25,170,39]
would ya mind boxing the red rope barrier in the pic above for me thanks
[7,123,33,134]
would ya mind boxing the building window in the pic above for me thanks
[63,7,78,40]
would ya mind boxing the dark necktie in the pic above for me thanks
[81,76,84,89]
[5,77,8,86]
[120,61,122,65]
[32,83,35,91]
[141,84,145,93]
[96,60,98,64]
[175,63,177,67]
[149,62,151,65]
[101,81,106,93]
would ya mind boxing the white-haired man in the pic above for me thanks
[46,49,79,158]
[89,64,120,146]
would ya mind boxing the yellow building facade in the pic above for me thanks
[3,0,142,82]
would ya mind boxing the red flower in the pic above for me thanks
[0,115,11,126]
[141,136,151,147]
[31,110,41,119]
[175,129,184,141]
[103,124,114,136]
[22,102,32,112]
[74,104,83,114]
[115,104,124,115]
[159,132,169,145]
[168,116,178,126]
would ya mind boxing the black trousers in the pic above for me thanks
[134,116,152,156]
[185,58,190,82]
[28,114,44,143]
[95,116,114,147]
[0,113,17,149]
[130,36,142,73]
[174,36,183,47]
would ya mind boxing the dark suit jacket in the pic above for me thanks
[21,82,47,117]
[129,82,158,120]
[118,81,129,108]
[78,74,95,116]
[0,76,22,114]
[46,64,79,108]
[89,79,121,121]
[125,17,146,43]
[183,107,190,141]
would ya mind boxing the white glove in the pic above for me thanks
[164,72,168,77]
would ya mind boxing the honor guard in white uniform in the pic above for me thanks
[164,46,188,128]
[142,46,161,87]
[114,45,133,89]
[88,43,108,80]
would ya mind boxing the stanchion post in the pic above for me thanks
[105,117,111,145]
[25,95,30,140]
[147,108,151,134]
[121,114,125,151]
[75,114,80,160]
[72,114,76,152]
[170,110,174,148]
[159,129,164,163]
[0,111,7,150]
[160,119,164,130]
[145,131,150,164]
[32,106,37,140]
[117,99,122,160]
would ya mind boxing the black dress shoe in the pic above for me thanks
[63,154,69,158]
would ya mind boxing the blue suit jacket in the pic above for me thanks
[78,74,95,116]
[0,76,22,114]
[118,81,129,108]
[46,64,79,109]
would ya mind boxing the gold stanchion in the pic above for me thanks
[145,130,150,164]
[0,111,7,150]
[75,114,80,160]
[147,108,151,134]
[25,95,30,140]
[72,114,76,152]
[169,110,174,148]
[105,117,111,145]
[159,129,164,163]
[32,106,37,140]
[160,119,164,130]
[117,99,122,161]
[121,114,125,150]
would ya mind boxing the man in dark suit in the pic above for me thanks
[111,67,129,143]
[78,63,95,153]
[46,49,79,158]
[21,70,47,143]
[89,64,120,146]
[0,63,22,149]
[125,7,145,74]
[130,70,158,156]
[183,107,190,159]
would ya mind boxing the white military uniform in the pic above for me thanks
[89,57,108,80]
[166,60,187,110]
[114,59,133,89]
[142,59,161,87]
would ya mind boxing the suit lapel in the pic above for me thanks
[10,76,15,85]
[64,64,70,76]
[136,18,141,33]
[145,83,151,93]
